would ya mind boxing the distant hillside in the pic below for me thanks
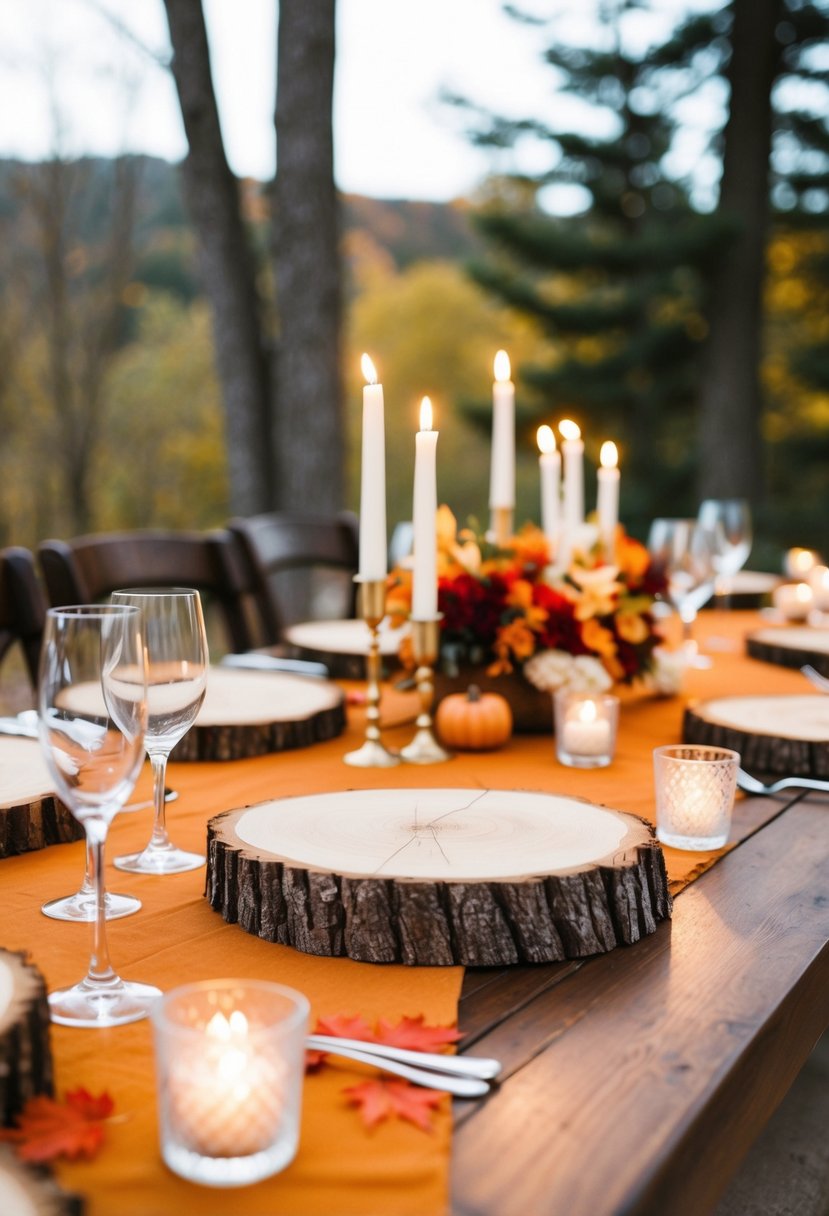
[0,156,479,302]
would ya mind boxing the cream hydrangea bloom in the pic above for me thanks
[523,649,612,694]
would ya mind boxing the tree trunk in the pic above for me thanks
[272,0,344,512]
[697,0,781,504]
[162,0,273,515]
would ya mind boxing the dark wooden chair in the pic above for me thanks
[228,512,359,641]
[37,529,260,654]
[0,547,47,687]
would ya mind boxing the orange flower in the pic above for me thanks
[385,570,412,626]
[616,611,649,645]
[506,580,548,632]
[615,534,650,582]
[580,617,617,659]
[568,566,622,620]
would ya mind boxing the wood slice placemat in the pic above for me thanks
[206,787,671,966]
[746,625,829,676]
[171,667,346,762]
[683,694,829,776]
[0,949,52,1126]
[0,1144,83,1216]
[0,739,82,859]
[282,618,408,680]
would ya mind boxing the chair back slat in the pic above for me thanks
[0,547,47,686]
[228,512,359,640]
[38,530,258,654]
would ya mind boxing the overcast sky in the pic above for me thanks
[0,0,563,199]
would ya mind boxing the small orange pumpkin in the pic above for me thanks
[435,685,513,751]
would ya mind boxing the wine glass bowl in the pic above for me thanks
[37,605,161,1027]
[697,498,752,599]
[647,518,717,666]
[112,589,208,875]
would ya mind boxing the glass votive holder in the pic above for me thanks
[653,744,739,851]
[772,581,813,621]
[554,691,619,769]
[151,979,309,1188]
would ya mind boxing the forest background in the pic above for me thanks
[0,0,827,571]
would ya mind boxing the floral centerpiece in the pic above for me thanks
[387,508,666,729]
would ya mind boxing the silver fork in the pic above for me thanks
[737,767,829,797]
[801,664,829,693]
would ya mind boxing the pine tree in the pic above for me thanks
[461,0,829,539]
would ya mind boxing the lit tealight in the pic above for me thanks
[783,547,820,580]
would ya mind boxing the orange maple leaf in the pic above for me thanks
[345,1078,445,1131]
[306,1012,377,1071]
[314,1013,375,1040]
[374,1015,463,1052]
[0,1089,114,1163]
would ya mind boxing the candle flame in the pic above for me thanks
[578,699,598,724]
[600,441,618,469]
[559,418,581,442]
[795,582,812,603]
[420,395,433,431]
[494,350,511,382]
[790,547,817,574]
[537,424,556,455]
[361,353,378,385]
[206,1009,249,1040]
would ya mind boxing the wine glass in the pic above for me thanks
[647,518,717,667]
[38,605,161,1027]
[697,499,752,603]
[41,841,141,922]
[112,588,208,875]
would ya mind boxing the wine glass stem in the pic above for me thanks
[79,839,95,897]
[149,753,172,851]
[86,821,117,986]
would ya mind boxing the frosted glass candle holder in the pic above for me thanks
[554,691,619,769]
[151,979,309,1187]
[653,745,739,851]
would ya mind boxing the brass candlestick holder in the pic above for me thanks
[400,616,452,765]
[489,506,514,549]
[344,577,400,768]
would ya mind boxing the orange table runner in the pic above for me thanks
[0,610,809,1215]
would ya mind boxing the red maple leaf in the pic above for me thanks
[0,1089,115,1163]
[344,1078,445,1132]
[374,1015,463,1052]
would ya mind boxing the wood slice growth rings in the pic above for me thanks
[684,694,829,777]
[206,788,671,966]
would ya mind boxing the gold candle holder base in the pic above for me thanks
[400,616,452,765]
[344,577,401,768]
[488,507,514,549]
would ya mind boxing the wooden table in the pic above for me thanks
[452,786,829,1215]
[2,611,828,1215]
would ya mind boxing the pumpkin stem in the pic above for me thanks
[467,685,482,702]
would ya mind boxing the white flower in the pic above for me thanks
[523,649,612,694]
[649,646,687,696]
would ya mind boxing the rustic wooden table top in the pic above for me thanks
[452,789,829,1216]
